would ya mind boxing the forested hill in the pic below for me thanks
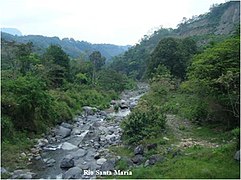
[1,32,131,60]
[110,1,240,80]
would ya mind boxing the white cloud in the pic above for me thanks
[0,0,226,45]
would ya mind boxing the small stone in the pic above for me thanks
[94,153,100,159]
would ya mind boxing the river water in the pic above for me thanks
[29,83,149,179]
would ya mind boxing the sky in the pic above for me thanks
[0,0,228,45]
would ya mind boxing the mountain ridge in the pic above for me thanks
[1,32,131,60]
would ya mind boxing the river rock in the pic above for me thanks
[61,122,73,130]
[97,158,107,165]
[12,169,36,179]
[72,149,87,159]
[61,142,78,150]
[60,155,75,169]
[71,127,83,135]
[134,145,144,155]
[45,158,56,167]
[62,167,82,179]
[131,155,145,165]
[83,106,97,116]
[56,126,72,138]
[119,100,129,109]
[101,159,115,171]
[234,150,240,161]
[148,155,163,165]
[37,138,49,147]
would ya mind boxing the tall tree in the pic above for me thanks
[147,37,197,80]
[43,45,70,87]
[89,51,105,84]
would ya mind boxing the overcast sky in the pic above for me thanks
[0,0,227,45]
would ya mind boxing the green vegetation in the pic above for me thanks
[1,40,135,170]
[119,21,239,179]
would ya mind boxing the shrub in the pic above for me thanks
[122,104,166,144]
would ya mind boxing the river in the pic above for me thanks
[29,83,149,179]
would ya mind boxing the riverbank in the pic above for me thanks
[1,83,149,179]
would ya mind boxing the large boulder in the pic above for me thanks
[62,167,82,179]
[60,155,75,169]
[61,142,78,150]
[56,126,72,138]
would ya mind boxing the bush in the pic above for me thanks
[164,93,208,122]
[1,74,55,133]
[122,104,166,144]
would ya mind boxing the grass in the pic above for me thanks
[1,132,35,172]
[108,118,240,179]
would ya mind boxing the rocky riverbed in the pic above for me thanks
[8,83,149,179]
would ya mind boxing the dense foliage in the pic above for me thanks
[147,37,197,79]
[1,41,134,142]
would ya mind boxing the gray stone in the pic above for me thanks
[97,158,107,165]
[46,158,56,167]
[61,142,78,150]
[131,155,145,165]
[134,145,144,155]
[37,138,49,147]
[71,127,82,135]
[101,159,115,171]
[12,169,36,179]
[61,122,73,129]
[57,126,72,138]
[72,149,87,159]
[62,167,82,179]
[76,161,90,170]
[60,155,75,169]
[99,111,108,117]
[82,130,97,142]
[234,150,240,161]
[83,106,97,116]
[120,100,129,109]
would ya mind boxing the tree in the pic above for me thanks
[187,34,240,127]
[1,75,54,132]
[43,45,70,87]
[147,37,197,80]
[89,51,105,84]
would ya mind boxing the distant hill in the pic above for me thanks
[110,1,240,80]
[1,32,131,61]
[1,28,22,36]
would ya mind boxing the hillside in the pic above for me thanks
[110,1,240,80]
[1,32,130,60]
